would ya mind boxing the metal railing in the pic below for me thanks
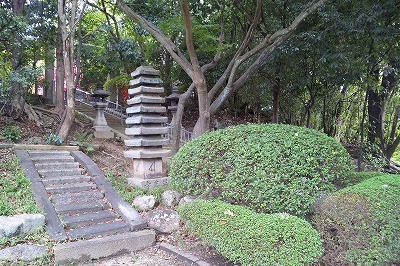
[164,123,194,145]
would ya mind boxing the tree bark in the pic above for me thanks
[54,19,65,115]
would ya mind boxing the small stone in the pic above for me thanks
[145,210,180,233]
[133,195,156,211]
[0,244,47,262]
[178,195,197,206]
[161,190,181,207]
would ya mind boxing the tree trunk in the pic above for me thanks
[57,0,78,140]
[10,0,26,119]
[54,20,65,115]
[45,46,55,104]
[171,84,195,156]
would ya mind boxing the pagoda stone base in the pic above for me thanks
[131,158,163,179]
[127,177,170,189]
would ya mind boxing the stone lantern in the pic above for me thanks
[92,89,114,139]
[166,85,180,125]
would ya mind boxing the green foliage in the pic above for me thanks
[72,131,94,154]
[345,171,383,186]
[312,174,400,265]
[1,123,21,142]
[171,124,352,217]
[0,150,41,216]
[103,73,130,90]
[104,171,169,204]
[44,129,64,146]
[178,199,324,266]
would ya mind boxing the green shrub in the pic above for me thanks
[1,122,21,142]
[171,124,352,217]
[312,174,400,265]
[344,171,383,186]
[178,199,324,266]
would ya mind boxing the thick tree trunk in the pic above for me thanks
[45,46,55,104]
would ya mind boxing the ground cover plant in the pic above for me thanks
[178,199,324,266]
[312,174,400,265]
[0,149,53,265]
[170,124,352,217]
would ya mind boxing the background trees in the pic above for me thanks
[0,0,399,164]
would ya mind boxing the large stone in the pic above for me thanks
[144,209,181,234]
[0,214,45,238]
[0,216,23,238]
[125,115,168,125]
[131,66,161,78]
[0,244,47,262]
[161,190,181,207]
[133,195,156,211]
[124,137,170,147]
[13,214,45,235]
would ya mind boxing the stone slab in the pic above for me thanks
[34,162,80,170]
[30,156,75,163]
[41,175,91,186]
[128,86,164,96]
[126,115,168,125]
[54,200,108,215]
[124,137,170,147]
[125,126,168,135]
[127,95,165,105]
[54,230,155,265]
[129,77,162,87]
[38,168,83,177]
[50,191,104,205]
[13,144,79,151]
[45,182,97,194]
[127,176,170,189]
[68,221,130,239]
[28,150,71,156]
[126,104,166,114]
[130,66,160,77]
[124,148,171,159]
[94,130,114,139]
[61,211,117,229]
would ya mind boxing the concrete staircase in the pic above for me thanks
[75,101,128,140]
[16,149,154,264]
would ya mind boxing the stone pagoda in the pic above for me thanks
[124,66,170,189]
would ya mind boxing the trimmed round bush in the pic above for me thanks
[312,174,400,265]
[170,124,352,217]
[178,199,324,266]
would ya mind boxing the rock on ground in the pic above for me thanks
[145,210,181,234]
[0,244,47,262]
[161,190,181,207]
[133,195,157,211]
[0,214,45,238]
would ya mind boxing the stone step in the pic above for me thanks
[34,162,80,170]
[38,168,84,178]
[28,150,71,156]
[50,191,104,205]
[54,230,155,265]
[68,221,130,239]
[42,175,91,186]
[61,211,118,229]
[55,200,108,215]
[46,182,97,194]
[31,156,76,164]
